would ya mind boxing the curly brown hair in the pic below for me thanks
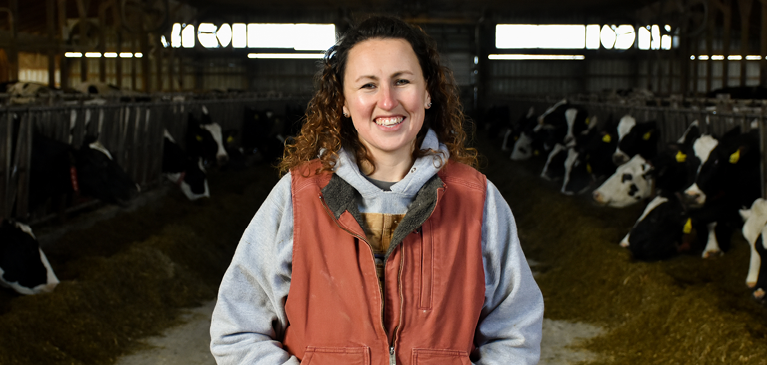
[278,15,478,176]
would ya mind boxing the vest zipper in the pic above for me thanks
[319,194,392,354]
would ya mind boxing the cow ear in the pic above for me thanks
[740,208,752,221]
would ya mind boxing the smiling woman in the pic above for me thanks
[210,15,544,365]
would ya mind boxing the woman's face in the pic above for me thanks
[342,38,431,162]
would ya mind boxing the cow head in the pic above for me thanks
[0,219,59,295]
[682,126,758,208]
[75,137,140,207]
[592,154,653,208]
[613,116,659,166]
[187,107,229,168]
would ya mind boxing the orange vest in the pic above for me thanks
[284,160,487,365]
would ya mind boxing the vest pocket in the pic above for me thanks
[300,346,371,365]
[411,348,471,365]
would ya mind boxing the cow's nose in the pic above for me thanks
[592,191,604,203]
[612,154,628,166]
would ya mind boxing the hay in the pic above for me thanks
[478,137,767,365]
[0,164,280,365]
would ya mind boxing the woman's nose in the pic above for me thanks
[378,84,398,110]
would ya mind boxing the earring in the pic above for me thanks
[426,102,432,109]
[343,112,349,118]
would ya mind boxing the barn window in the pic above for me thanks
[496,24,586,49]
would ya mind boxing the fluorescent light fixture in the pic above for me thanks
[119,52,133,58]
[104,52,118,58]
[248,53,325,59]
[135,53,143,58]
[85,52,101,58]
[488,54,585,60]
[746,55,762,60]
[496,24,585,49]
[712,55,725,60]
[728,55,742,60]
[698,55,709,60]
[65,52,83,58]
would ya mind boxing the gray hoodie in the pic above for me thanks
[210,129,544,364]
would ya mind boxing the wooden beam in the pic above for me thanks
[738,0,752,86]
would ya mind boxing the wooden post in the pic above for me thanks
[761,0,767,85]
[58,0,68,88]
[9,0,18,82]
[738,0,753,86]
[155,38,163,91]
[47,0,57,88]
[141,32,150,92]
[76,0,88,82]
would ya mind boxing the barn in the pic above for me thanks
[1,0,767,364]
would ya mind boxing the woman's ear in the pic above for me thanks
[425,92,432,109]
[342,104,350,117]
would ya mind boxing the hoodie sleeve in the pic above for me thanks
[210,172,299,365]
[474,180,544,365]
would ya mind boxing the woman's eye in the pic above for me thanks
[396,79,410,85]
[361,83,375,89]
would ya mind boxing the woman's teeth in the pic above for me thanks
[375,117,404,126]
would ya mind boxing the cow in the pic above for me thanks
[241,107,288,164]
[560,116,618,195]
[0,219,59,295]
[162,130,210,201]
[681,125,761,258]
[510,99,587,161]
[29,132,140,214]
[592,121,700,208]
[537,100,590,180]
[739,198,767,303]
[618,193,696,260]
[186,106,229,169]
[612,115,660,166]
[501,106,534,152]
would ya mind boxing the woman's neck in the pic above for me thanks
[360,150,415,182]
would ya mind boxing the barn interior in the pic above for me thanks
[2,0,767,364]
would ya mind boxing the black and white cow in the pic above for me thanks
[612,115,660,166]
[681,126,761,258]
[29,132,140,213]
[501,106,535,152]
[0,219,59,295]
[241,107,289,164]
[186,106,228,169]
[163,130,210,201]
[560,117,618,195]
[537,100,590,180]
[739,198,767,303]
[592,121,700,208]
[618,193,697,260]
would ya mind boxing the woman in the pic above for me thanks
[210,16,543,365]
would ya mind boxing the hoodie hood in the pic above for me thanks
[331,129,448,215]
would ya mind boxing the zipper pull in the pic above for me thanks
[389,346,396,365]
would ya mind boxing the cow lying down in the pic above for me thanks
[0,219,59,295]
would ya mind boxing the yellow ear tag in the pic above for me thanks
[730,149,740,164]
[586,164,592,174]
[196,135,203,142]
[643,131,652,140]
[683,218,692,234]
[227,136,234,143]
[602,134,611,143]
[585,117,590,125]
[675,151,687,163]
